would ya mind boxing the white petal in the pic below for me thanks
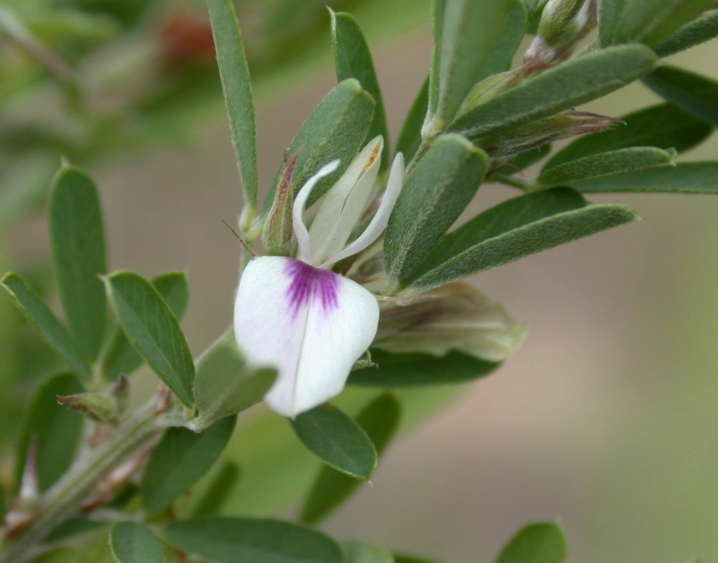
[293,160,340,262]
[320,152,405,268]
[308,136,383,265]
[234,256,379,418]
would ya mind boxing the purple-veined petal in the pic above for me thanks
[320,152,405,269]
[308,137,383,265]
[293,160,340,262]
[234,256,379,418]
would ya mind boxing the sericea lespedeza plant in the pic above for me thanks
[1,0,718,561]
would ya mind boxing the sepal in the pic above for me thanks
[262,152,298,256]
[374,283,527,362]
[57,392,121,426]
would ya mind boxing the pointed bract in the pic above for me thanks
[234,256,379,417]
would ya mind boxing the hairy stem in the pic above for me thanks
[0,400,168,563]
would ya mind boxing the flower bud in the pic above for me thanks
[476,109,621,159]
[57,392,120,425]
[539,0,587,43]
[525,0,595,63]
[374,283,528,362]
[262,152,299,256]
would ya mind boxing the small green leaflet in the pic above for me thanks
[494,522,567,563]
[395,77,429,164]
[104,271,195,407]
[433,0,526,129]
[331,11,390,172]
[109,522,165,563]
[1,273,91,378]
[191,461,241,516]
[643,66,718,127]
[567,162,718,194]
[262,79,374,213]
[350,349,499,387]
[394,555,439,563]
[613,0,715,46]
[49,165,107,364]
[102,272,189,381]
[598,0,626,46]
[141,415,236,515]
[301,394,401,524]
[538,147,676,187]
[0,482,5,523]
[449,45,657,139]
[544,103,712,169]
[384,135,487,289]
[403,190,637,291]
[165,517,344,563]
[206,0,258,212]
[342,541,394,563]
[191,329,276,430]
[652,9,718,58]
[290,404,377,480]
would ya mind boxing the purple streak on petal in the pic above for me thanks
[284,259,339,318]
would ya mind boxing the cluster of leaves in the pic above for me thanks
[0,0,432,457]
[2,0,718,561]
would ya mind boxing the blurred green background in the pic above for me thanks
[2,1,718,562]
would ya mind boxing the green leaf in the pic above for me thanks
[165,517,344,563]
[1,273,91,378]
[407,194,638,291]
[395,77,429,163]
[384,135,488,289]
[652,9,718,58]
[102,272,189,381]
[402,187,585,287]
[141,415,236,515]
[263,79,375,213]
[49,166,107,363]
[598,0,626,46]
[567,162,718,193]
[394,556,438,563]
[206,0,258,212]
[191,461,241,516]
[494,522,567,563]
[544,104,713,169]
[104,271,195,407]
[109,522,165,563]
[511,145,553,171]
[643,66,718,126]
[290,404,377,480]
[15,372,84,492]
[538,147,676,186]
[0,480,6,522]
[349,349,499,387]
[331,11,390,172]
[428,0,527,131]
[191,330,276,430]
[449,45,657,139]
[614,0,715,45]
[301,394,401,524]
[220,386,463,516]
[28,548,81,563]
[342,541,394,563]
[427,0,445,120]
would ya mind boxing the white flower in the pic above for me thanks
[234,137,404,418]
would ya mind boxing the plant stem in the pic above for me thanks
[0,400,167,563]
